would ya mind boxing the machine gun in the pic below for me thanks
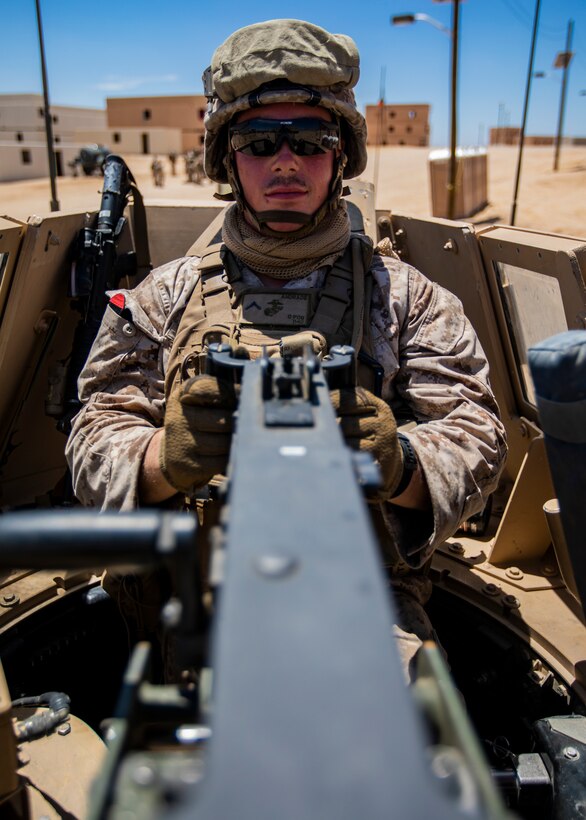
[57,154,150,433]
[0,346,510,819]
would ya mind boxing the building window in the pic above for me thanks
[143,109,152,121]
[54,135,61,143]
[389,111,396,119]
[388,126,395,133]
[199,108,205,119]
[21,150,32,164]
[16,132,23,142]
[408,110,417,119]
[113,132,121,143]
[52,115,59,124]
[200,135,205,144]
[406,126,412,133]
[38,108,44,117]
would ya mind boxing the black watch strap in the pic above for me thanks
[391,434,418,498]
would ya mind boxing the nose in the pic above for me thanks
[270,139,300,173]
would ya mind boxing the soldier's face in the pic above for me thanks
[233,103,336,233]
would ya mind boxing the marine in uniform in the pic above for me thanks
[66,20,507,681]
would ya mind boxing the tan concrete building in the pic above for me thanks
[106,95,207,153]
[488,128,577,147]
[489,127,521,146]
[366,103,430,146]
[0,94,107,181]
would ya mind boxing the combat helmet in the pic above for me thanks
[203,19,368,236]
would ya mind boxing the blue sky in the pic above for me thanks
[2,0,585,147]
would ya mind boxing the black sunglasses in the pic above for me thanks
[229,117,340,158]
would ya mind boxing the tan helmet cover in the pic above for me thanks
[204,19,368,183]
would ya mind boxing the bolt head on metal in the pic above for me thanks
[503,594,521,610]
[506,566,523,580]
[1,593,19,607]
[483,583,501,596]
[563,747,580,760]
[254,555,299,580]
[57,722,71,736]
[448,542,464,555]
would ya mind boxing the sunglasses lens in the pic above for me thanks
[230,118,339,157]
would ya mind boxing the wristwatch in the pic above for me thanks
[392,434,418,498]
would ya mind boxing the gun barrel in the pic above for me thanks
[0,510,196,569]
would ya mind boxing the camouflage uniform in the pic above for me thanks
[66,247,506,681]
[66,252,506,561]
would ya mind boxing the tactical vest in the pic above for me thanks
[165,234,377,396]
[165,233,413,574]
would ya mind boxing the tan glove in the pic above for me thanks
[160,375,238,494]
[330,387,404,500]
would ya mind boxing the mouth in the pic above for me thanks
[265,186,308,201]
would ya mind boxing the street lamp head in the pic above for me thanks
[553,51,573,70]
[390,12,451,35]
[391,14,416,26]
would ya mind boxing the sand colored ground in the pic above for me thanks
[1,145,584,239]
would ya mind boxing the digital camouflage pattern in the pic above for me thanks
[66,253,507,573]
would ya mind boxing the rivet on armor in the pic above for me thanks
[448,542,465,555]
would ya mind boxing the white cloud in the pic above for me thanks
[94,74,179,92]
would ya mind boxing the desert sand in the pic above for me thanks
[1,144,584,239]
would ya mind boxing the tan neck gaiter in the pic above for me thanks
[221,203,351,280]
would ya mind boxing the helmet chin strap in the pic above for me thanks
[223,150,348,239]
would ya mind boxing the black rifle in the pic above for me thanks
[0,348,507,819]
[58,154,150,433]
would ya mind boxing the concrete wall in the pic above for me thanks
[489,127,583,146]
[366,103,430,146]
[0,141,80,181]
[74,127,183,155]
[0,94,106,140]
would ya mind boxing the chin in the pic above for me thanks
[266,222,307,233]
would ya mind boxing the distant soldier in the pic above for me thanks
[186,150,205,184]
[151,156,165,187]
[168,152,177,176]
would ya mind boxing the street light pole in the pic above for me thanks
[509,0,541,226]
[447,0,460,220]
[392,2,460,219]
[553,19,574,172]
[35,0,60,212]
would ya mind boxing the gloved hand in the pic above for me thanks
[160,374,238,494]
[330,387,404,500]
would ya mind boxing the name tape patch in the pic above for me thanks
[241,292,311,327]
